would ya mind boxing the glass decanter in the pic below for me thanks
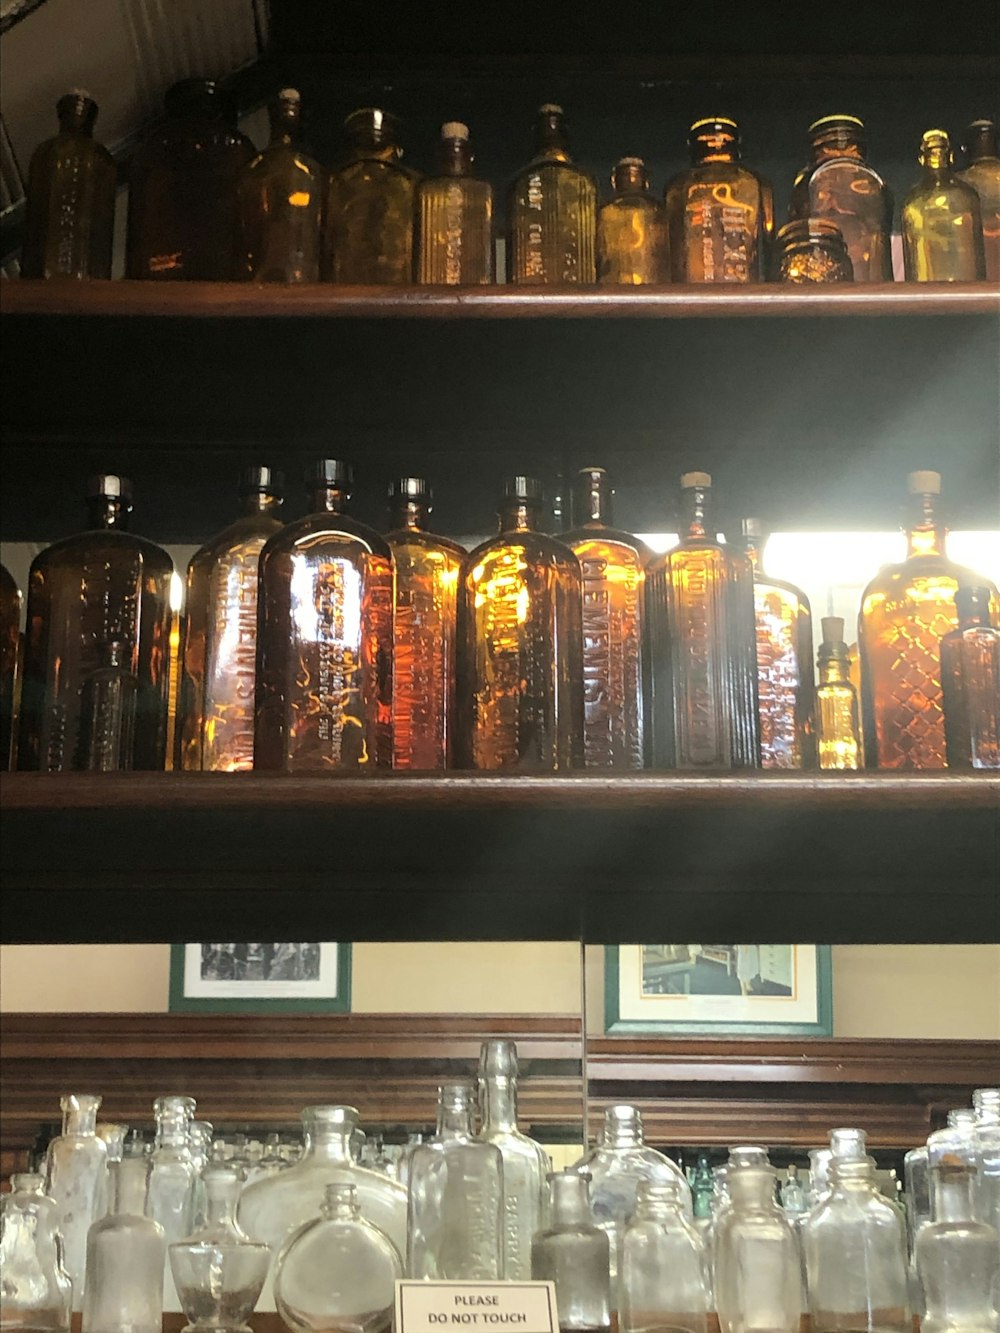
[714,1159,799,1333]
[620,1180,710,1333]
[940,586,1000,769]
[973,1087,1000,1233]
[531,1171,612,1333]
[0,562,20,772]
[816,617,862,770]
[43,1093,108,1310]
[507,104,597,285]
[82,1154,164,1333]
[273,1183,401,1333]
[958,119,1000,281]
[147,1095,198,1311]
[775,218,854,282]
[902,130,986,281]
[407,1082,504,1280]
[597,157,667,284]
[0,1172,72,1332]
[415,122,494,284]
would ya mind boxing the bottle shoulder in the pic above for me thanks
[562,525,653,564]
[600,192,663,216]
[386,527,467,559]
[509,157,596,191]
[464,530,581,574]
[801,156,889,191]
[260,512,393,562]
[190,514,285,569]
[30,529,173,576]
[332,156,417,187]
[244,140,324,179]
[862,556,998,601]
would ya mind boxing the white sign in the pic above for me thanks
[395,1281,558,1333]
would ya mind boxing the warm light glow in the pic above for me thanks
[169,571,185,613]
[288,191,311,208]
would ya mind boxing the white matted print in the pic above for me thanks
[170,942,351,1013]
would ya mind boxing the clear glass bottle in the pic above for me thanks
[531,1171,612,1333]
[958,119,1000,282]
[147,1095,198,1311]
[244,1133,287,1187]
[781,1164,807,1215]
[43,1094,108,1310]
[665,118,771,283]
[714,1160,799,1333]
[407,1082,504,1280]
[776,218,854,283]
[940,586,1000,769]
[902,130,986,282]
[816,617,862,770]
[973,1087,1000,1233]
[859,472,999,770]
[477,1038,550,1281]
[690,1155,715,1221]
[21,90,115,280]
[808,1147,834,1207]
[82,1154,165,1333]
[177,466,284,772]
[645,473,760,769]
[906,1110,977,1254]
[620,1180,710,1333]
[17,476,174,773]
[255,460,394,771]
[416,122,494,284]
[273,1183,401,1333]
[597,158,668,285]
[457,475,584,770]
[0,1171,72,1332]
[1,563,22,772]
[93,1124,128,1221]
[324,108,417,284]
[507,104,597,285]
[238,89,325,283]
[385,476,465,769]
[788,115,892,282]
[917,1136,1000,1333]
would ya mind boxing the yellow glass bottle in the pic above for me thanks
[415,123,494,284]
[507,104,597,285]
[457,476,583,770]
[815,617,861,771]
[386,477,465,770]
[177,467,284,772]
[596,158,667,285]
[957,119,1000,282]
[901,131,986,282]
[561,467,650,770]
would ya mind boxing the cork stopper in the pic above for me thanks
[680,471,712,488]
[278,88,301,102]
[617,156,645,167]
[87,474,133,501]
[908,470,941,495]
[539,103,564,116]
[821,616,845,643]
[441,122,469,141]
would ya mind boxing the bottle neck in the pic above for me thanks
[436,1100,475,1140]
[61,1098,100,1136]
[919,141,953,179]
[534,113,571,163]
[482,1075,518,1132]
[931,1169,976,1223]
[269,108,301,147]
[966,125,999,162]
[810,130,865,162]
[498,500,541,533]
[612,161,648,194]
[111,1157,149,1216]
[155,1116,190,1151]
[87,496,131,531]
[680,486,713,542]
[550,1174,592,1224]
[308,484,348,515]
[203,1178,241,1227]
[438,138,473,176]
[818,651,852,686]
[241,490,282,518]
[303,1119,356,1164]
[602,1113,643,1150]
[690,130,740,165]
[572,473,614,527]
[323,1183,361,1221]
[390,498,431,532]
[905,494,947,558]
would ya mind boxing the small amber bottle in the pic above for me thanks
[957,119,1000,282]
[597,158,667,285]
[415,123,494,284]
[21,90,116,280]
[815,617,861,771]
[940,587,1000,770]
[776,219,853,283]
[507,104,597,285]
[901,130,986,282]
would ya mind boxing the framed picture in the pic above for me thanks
[605,944,832,1036]
[169,942,352,1014]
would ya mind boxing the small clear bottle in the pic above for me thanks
[902,130,986,281]
[781,1164,807,1214]
[44,1093,109,1310]
[816,617,862,770]
[597,158,667,284]
[776,218,854,283]
[940,586,1000,769]
[532,1171,612,1333]
[147,1095,198,1311]
[0,1171,73,1332]
[958,119,1000,282]
[620,1180,710,1333]
[82,1154,165,1333]
[690,1154,715,1220]
[714,1158,799,1333]
[416,122,494,284]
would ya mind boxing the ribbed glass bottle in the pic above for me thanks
[324,108,417,284]
[507,104,597,284]
[416,123,494,283]
[902,131,986,281]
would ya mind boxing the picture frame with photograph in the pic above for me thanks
[169,942,351,1014]
[605,944,832,1036]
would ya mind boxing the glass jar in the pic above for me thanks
[714,1159,799,1333]
[0,1171,73,1331]
[531,1171,612,1333]
[44,1093,108,1310]
[620,1181,710,1333]
[82,1155,165,1333]
[776,218,854,283]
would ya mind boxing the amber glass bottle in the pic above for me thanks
[561,467,650,769]
[127,79,255,281]
[507,104,597,285]
[665,118,771,284]
[177,467,284,772]
[18,476,174,772]
[645,474,760,769]
[597,158,667,285]
[324,108,417,285]
[21,90,115,280]
[1,564,21,771]
[776,219,853,283]
[957,119,1000,282]
[386,477,465,770]
[457,476,583,770]
[901,131,986,282]
[415,123,494,284]
[788,115,892,283]
[238,89,325,282]
[940,587,1000,770]
[737,518,816,769]
[815,617,861,771]
[255,460,393,771]
[859,472,999,770]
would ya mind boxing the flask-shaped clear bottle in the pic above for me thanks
[82,1154,164,1333]
[714,1157,799,1333]
[0,1172,73,1332]
[620,1180,710,1333]
[531,1171,612,1333]
[44,1093,108,1310]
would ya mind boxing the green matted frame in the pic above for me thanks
[605,944,833,1037]
[169,943,352,1014]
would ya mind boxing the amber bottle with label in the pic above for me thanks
[507,104,597,285]
[902,131,986,282]
[957,119,1000,282]
[255,460,393,771]
[561,467,650,769]
[940,587,1000,770]
[18,476,174,772]
[457,476,583,770]
[645,473,760,769]
[1,564,22,771]
[178,467,284,772]
[597,158,667,285]
[386,477,465,770]
[415,123,494,284]
[21,90,115,280]
[815,617,861,771]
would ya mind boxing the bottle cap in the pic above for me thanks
[441,121,469,140]
[503,475,544,502]
[388,476,431,501]
[680,471,712,488]
[821,616,845,642]
[239,465,283,496]
[808,113,865,135]
[307,458,354,487]
[577,466,608,482]
[907,470,941,495]
[921,128,951,149]
[616,155,645,167]
[278,88,301,103]
[87,474,133,501]
[538,103,564,116]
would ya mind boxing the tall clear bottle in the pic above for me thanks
[597,158,668,284]
[416,122,494,284]
[620,1181,710,1333]
[1,563,21,771]
[44,1094,108,1311]
[972,1087,1000,1233]
[82,1154,164,1333]
[902,131,986,281]
[147,1096,198,1311]
[324,108,417,284]
[507,104,597,285]
[645,473,760,769]
[531,1171,612,1333]
[385,477,465,769]
[177,467,284,772]
[940,586,1000,769]
[0,1171,73,1332]
[958,119,1000,281]
[562,467,650,770]
[407,1082,504,1280]
[815,617,862,770]
[255,460,394,771]
[714,1159,799,1333]
[457,475,584,770]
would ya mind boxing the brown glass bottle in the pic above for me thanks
[901,131,986,282]
[177,467,284,772]
[815,617,862,771]
[940,587,1000,770]
[415,123,494,284]
[255,460,393,771]
[238,89,325,283]
[665,119,771,284]
[21,90,115,280]
[859,472,999,769]
[788,116,892,283]
[561,467,650,769]
[457,476,583,770]
[776,218,853,283]
[324,108,417,285]
[386,478,465,769]
[0,564,21,771]
[596,158,667,285]
[645,473,760,769]
[507,105,597,285]
[957,119,1000,282]
[126,79,255,281]
[18,476,174,771]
